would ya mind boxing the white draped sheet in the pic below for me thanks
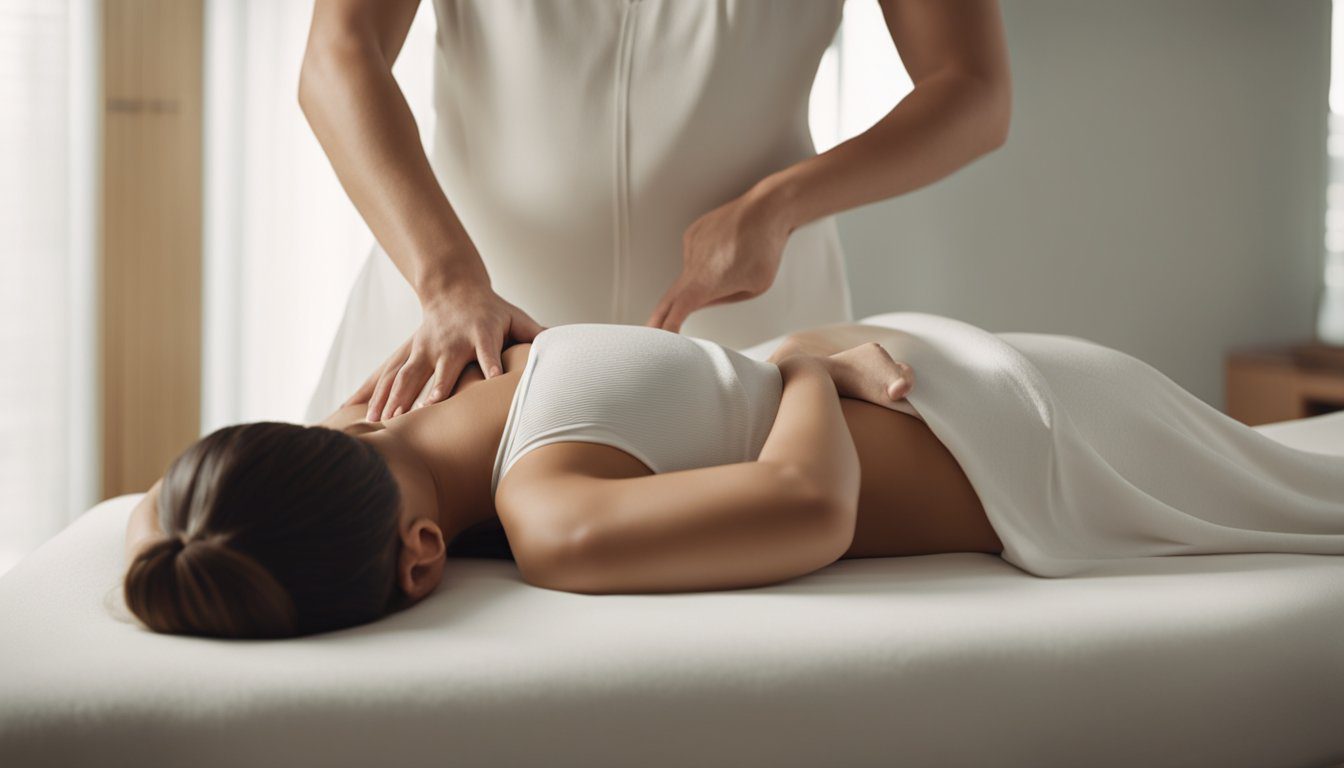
[850,312,1344,576]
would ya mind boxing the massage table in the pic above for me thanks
[2,411,1343,767]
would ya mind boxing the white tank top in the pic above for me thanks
[491,324,783,494]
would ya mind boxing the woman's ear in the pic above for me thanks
[398,517,447,601]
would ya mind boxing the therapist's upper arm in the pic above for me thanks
[307,0,422,63]
[876,0,1011,146]
[877,0,1010,85]
[124,479,166,564]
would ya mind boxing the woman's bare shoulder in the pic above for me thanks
[314,342,534,429]
[502,342,532,372]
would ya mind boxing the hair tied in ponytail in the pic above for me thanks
[125,421,401,638]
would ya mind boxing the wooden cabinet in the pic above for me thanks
[1225,344,1344,426]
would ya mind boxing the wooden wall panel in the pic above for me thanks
[102,0,203,498]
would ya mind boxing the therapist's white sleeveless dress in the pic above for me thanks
[305,0,853,421]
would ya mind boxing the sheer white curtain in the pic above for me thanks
[202,0,437,430]
[0,0,98,575]
[1321,0,1344,343]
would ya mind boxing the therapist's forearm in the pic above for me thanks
[298,25,485,300]
[752,71,1010,233]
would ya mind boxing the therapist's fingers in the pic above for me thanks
[507,304,545,342]
[381,351,433,421]
[646,295,672,329]
[645,279,677,328]
[366,340,412,422]
[647,278,705,332]
[653,291,702,333]
[473,329,505,380]
[416,356,456,408]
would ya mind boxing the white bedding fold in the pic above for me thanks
[857,312,1344,577]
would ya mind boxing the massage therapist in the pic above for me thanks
[299,0,1011,422]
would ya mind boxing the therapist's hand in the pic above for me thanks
[646,187,791,332]
[344,280,544,421]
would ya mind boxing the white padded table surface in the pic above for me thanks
[2,413,1344,767]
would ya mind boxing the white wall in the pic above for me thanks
[837,0,1330,408]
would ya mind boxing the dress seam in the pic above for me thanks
[611,1,639,322]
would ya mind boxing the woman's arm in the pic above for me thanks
[495,355,861,594]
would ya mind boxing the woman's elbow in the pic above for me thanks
[814,493,858,563]
[973,75,1012,152]
[985,88,1011,151]
[776,464,858,561]
[298,45,337,115]
[937,69,1011,155]
[296,44,328,116]
[296,29,362,115]
[513,521,613,594]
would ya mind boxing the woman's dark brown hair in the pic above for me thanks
[124,422,402,639]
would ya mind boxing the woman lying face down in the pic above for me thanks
[127,312,1342,640]
[123,323,1008,639]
